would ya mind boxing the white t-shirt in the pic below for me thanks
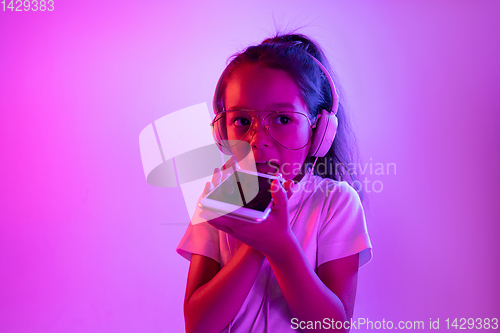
[177,172,373,332]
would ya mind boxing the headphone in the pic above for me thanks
[212,53,339,158]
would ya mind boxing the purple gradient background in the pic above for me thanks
[1,1,499,332]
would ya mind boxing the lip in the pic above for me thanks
[255,161,279,174]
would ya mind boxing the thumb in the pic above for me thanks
[270,179,288,212]
[201,181,214,197]
[283,179,294,199]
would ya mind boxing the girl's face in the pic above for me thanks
[224,64,312,181]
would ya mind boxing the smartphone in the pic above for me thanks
[199,169,279,223]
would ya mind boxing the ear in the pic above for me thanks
[309,109,338,157]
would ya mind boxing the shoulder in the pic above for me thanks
[176,221,222,263]
[302,176,365,229]
[292,174,373,268]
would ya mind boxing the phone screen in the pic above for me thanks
[207,171,273,212]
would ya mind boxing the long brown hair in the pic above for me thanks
[213,33,366,203]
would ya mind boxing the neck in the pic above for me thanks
[292,157,319,183]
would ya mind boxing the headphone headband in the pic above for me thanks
[307,54,339,115]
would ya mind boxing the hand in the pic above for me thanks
[190,158,236,225]
[201,178,296,258]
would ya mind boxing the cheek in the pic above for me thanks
[230,143,252,165]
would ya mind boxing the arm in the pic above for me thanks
[206,179,361,332]
[267,236,359,332]
[184,165,268,333]
[317,253,359,322]
[184,244,265,333]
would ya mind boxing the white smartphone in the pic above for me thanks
[199,169,279,223]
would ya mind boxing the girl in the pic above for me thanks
[177,34,372,333]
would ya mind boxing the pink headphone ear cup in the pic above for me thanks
[309,109,338,157]
[212,117,233,155]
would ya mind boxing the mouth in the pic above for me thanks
[255,161,279,175]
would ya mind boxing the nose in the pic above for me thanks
[249,117,271,148]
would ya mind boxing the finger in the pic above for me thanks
[283,179,294,198]
[221,163,235,181]
[201,181,215,197]
[212,168,222,186]
[270,179,288,212]
[222,156,237,171]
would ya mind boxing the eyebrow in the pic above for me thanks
[227,103,297,111]
[268,102,297,110]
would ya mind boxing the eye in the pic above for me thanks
[232,117,251,127]
[273,115,292,125]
